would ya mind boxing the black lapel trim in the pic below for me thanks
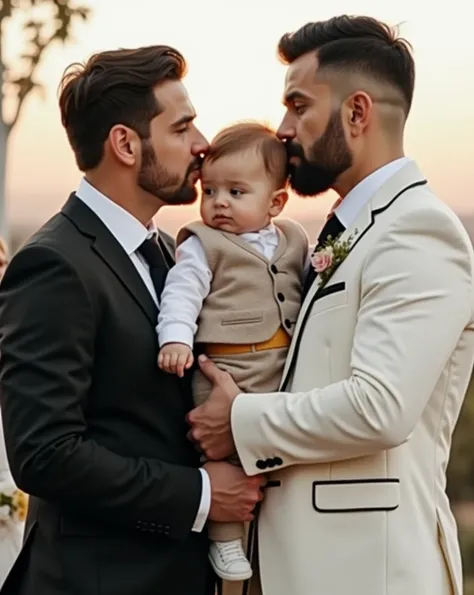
[61,194,158,325]
[314,281,346,302]
[281,179,427,390]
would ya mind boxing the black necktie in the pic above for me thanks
[137,236,170,299]
[302,214,345,297]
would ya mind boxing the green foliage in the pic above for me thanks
[313,229,358,286]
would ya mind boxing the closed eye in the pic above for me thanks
[176,126,190,135]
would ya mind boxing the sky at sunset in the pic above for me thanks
[3,0,474,235]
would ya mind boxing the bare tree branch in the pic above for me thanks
[2,0,90,132]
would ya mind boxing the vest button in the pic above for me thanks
[270,265,278,274]
[277,293,285,302]
[284,319,292,329]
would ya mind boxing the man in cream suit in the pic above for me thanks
[188,15,474,595]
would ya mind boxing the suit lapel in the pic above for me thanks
[280,161,428,389]
[61,194,158,326]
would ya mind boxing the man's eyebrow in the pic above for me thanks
[170,114,196,128]
[283,90,310,105]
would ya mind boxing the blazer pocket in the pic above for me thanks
[312,478,400,513]
[221,309,264,326]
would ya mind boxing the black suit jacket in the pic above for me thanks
[0,195,215,595]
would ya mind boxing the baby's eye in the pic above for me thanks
[202,187,215,196]
[230,188,243,197]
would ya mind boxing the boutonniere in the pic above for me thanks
[0,483,28,525]
[310,230,358,286]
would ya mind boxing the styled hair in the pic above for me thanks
[58,45,187,171]
[205,122,288,188]
[278,15,415,115]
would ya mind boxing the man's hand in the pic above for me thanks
[158,342,194,378]
[204,461,265,522]
[187,355,240,460]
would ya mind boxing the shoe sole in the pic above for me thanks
[209,555,253,582]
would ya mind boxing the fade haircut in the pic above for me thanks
[59,45,187,171]
[205,122,288,188]
[278,15,415,116]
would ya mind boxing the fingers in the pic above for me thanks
[249,474,266,488]
[186,403,202,425]
[177,352,194,378]
[158,346,193,376]
[197,354,224,382]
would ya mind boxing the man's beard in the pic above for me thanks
[138,139,200,205]
[286,109,353,197]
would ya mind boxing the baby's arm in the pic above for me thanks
[157,235,212,377]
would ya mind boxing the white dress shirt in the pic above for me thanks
[335,157,410,228]
[157,223,280,348]
[75,178,210,533]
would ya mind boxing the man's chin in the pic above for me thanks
[161,185,198,206]
[288,164,333,198]
[289,177,330,198]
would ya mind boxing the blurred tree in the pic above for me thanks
[0,0,90,241]
[448,376,474,501]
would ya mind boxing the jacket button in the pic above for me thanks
[277,293,285,302]
[270,265,278,274]
[274,457,283,466]
[267,458,276,468]
[256,459,267,469]
[284,319,291,329]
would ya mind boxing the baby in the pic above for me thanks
[157,122,308,582]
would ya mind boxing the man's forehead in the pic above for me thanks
[154,79,194,114]
[284,52,319,92]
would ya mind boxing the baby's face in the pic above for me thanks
[200,149,286,234]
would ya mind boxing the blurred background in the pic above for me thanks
[1,0,474,589]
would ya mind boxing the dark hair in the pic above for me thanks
[278,15,415,115]
[58,45,187,171]
[205,122,288,188]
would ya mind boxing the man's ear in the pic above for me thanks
[343,91,373,137]
[269,189,288,217]
[108,124,141,166]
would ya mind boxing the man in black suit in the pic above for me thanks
[0,45,264,595]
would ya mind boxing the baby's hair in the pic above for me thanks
[205,121,288,188]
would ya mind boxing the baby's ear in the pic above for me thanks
[269,189,288,217]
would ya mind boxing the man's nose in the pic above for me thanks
[192,130,210,156]
[276,114,295,141]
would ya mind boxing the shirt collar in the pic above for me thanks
[335,157,411,228]
[239,222,276,239]
[75,178,157,255]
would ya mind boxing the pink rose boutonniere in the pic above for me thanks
[311,230,358,286]
[311,246,334,273]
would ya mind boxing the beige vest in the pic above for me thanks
[177,220,308,344]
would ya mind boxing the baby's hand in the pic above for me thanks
[158,343,194,378]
